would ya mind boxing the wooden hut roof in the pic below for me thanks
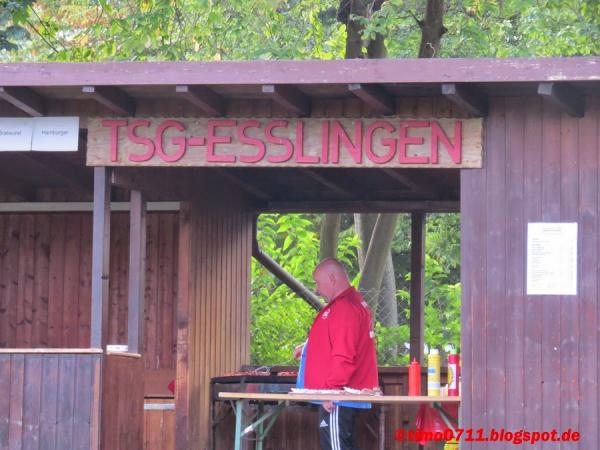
[0,57,598,210]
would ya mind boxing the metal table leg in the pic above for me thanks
[234,400,243,450]
[232,400,286,450]
[256,403,265,450]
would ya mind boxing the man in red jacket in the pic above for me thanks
[294,258,379,450]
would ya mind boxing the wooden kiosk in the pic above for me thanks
[0,57,598,449]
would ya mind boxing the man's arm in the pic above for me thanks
[293,342,305,360]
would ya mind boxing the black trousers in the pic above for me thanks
[318,406,360,450]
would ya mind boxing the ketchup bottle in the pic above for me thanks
[448,350,460,396]
[408,358,421,396]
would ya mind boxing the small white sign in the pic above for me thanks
[0,118,33,151]
[106,344,129,353]
[31,116,79,151]
[527,222,578,296]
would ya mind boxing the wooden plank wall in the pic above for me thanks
[176,202,253,450]
[144,399,176,450]
[0,350,102,450]
[0,212,178,382]
[101,353,144,450]
[461,95,600,449]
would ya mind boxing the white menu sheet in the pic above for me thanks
[527,222,577,296]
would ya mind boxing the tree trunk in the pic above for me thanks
[354,213,397,324]
[336,0,398,328]
[379,253,397,326]
[418,0,447,58]
[358,213,398,310]
[319,214,341,260]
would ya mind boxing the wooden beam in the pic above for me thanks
[0,86,45,116]
[441,83,488,117]
[82,86,135,116]
[0,201,179,212]
[212,168,271,201]
[175,85,224,116]
[409,212,425,364]
[110,168,174,199]
[252,220,323,311]
[348,83,394,115]
[20,153,92,192]
[2,58,598,86]
[127,190,147,354]
[110,168,141,190]
[91,167,111,349]
[261,84,309,116]
[382,169,436,196]
[0,172,35,200]
[265,200,459,213]
[303,169,353,198]
[537,82,585,117]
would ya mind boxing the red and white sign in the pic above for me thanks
[87,117,482,168]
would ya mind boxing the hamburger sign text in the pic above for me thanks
[87,118,482,168]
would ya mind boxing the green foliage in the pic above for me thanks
[374,320,410,366]
[252,212,461,367]
[3,0,346,61]
[366,0,600,57]
[5,0,598,61]
[382,213,461,365]
[0,0,34,51]
[250,213,360,365]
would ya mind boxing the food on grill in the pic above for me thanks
[343,387,383,396]
[290,388,345,394]
[222,370,270,376]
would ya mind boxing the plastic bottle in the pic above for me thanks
[444,438,459,449]
[408,358,421,396]
[448,350,460,396]
[427,349,441,396]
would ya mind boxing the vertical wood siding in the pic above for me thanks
[461,95,600,449]
[0,212,178,374]
[176,203,253,450]
[0,351,102,450]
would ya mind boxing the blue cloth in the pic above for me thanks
[296,340,370,409]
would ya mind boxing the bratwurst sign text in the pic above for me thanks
[87,118,482,168]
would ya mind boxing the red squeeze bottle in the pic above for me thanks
[448,351,460,396]
[408,358,421,396]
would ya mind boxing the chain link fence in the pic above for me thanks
[358,287,411,367]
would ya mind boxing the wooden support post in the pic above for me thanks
[91,167,112,349]
[409,212,425,363]
[127,190,147,353]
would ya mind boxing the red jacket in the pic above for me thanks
[304,287,379,390]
